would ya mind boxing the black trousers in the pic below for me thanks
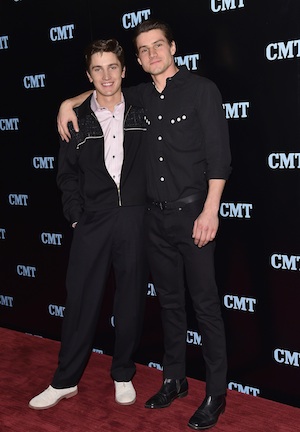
[146,200,227,396]
[52,206,148,388]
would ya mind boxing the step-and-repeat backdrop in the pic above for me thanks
[1,0,299,408]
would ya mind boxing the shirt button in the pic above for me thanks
[158,136,162,140]
[160,94,165,100]
[159,156,164,161]
[158,115,162,120]
[160,177,165,181]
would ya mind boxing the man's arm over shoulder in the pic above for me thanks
[57,91,93,142]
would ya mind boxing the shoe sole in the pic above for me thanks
[28,389,78,410]
[115,396,136,406]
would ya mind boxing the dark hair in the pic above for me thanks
[85,39,125,71]
[132,18,174,53]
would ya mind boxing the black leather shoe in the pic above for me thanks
[145,378,188,409]
[188,394,226,430]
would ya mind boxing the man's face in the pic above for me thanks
[86,51,125,98]
[136,29,176,76]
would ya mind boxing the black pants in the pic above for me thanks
[52,206,148,388]
[146,200,227,396]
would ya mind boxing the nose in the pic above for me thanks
[102,69,110,80]
[148,47,157,58]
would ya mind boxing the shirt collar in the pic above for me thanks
[90,90,124,112]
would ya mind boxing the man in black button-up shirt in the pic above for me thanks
[57,19,231,431]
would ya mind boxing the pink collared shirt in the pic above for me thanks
[91,90,125,188]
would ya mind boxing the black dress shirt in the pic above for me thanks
[124,67,231,202]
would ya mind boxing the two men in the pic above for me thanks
[57,18,232,430]
[29,39,148,410]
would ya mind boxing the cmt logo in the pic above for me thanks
[222,102,250,119]
[220,202,253,219]
[274,349,300,367]
[270,254,300,271]
[49,304,65,317]
[50,24,75,41]
[8,194,28,206]
[92,348,104,354]
[186,330,202,345]
[121,9,151,29]
[175,54,200,71]
[23,74,46,89]
[33,156,55,169]
[228,382,260,396]
[224,295,256,312]
[0,228,6,240]
[148,362,163,371]
[17,265,36,278]
[147,282,157,297]
[268,153,300,169]
[0,35,9,49]
[266,39,300,61]
[211,0,245,13]
[0,295,13,307]
[0,118,19,131]
[41,233,63,245]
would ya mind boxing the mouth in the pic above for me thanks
[102,82,114,88]
[149,59,161,67]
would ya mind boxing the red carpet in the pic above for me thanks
[1,327,299,431]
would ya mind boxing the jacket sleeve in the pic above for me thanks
[56,123,83,224]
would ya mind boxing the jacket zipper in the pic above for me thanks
[116,106,131,207]
[117,185,122,206]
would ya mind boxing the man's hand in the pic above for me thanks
[192,178,226,248]
[56,91,93,142]
[192,209,219,248]
[57,99,79,142]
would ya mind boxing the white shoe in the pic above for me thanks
[114,381,136,405]
[29,385,78,410]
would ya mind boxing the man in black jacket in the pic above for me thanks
[29,39,148,410]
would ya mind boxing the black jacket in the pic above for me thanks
[57,95,147,224]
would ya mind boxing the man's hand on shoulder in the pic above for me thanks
[57,99,79,142]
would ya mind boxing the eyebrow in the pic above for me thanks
[138,39,165,51]
[91,63,119,69]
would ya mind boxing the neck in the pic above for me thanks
[151,65,179,93]
[96,91,122,112]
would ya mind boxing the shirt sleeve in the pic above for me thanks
[196,78,232,180]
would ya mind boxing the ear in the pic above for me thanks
[86,70,93,83]
[121,66,126,78]
[137,57,142,66]
[170,40,176,56]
